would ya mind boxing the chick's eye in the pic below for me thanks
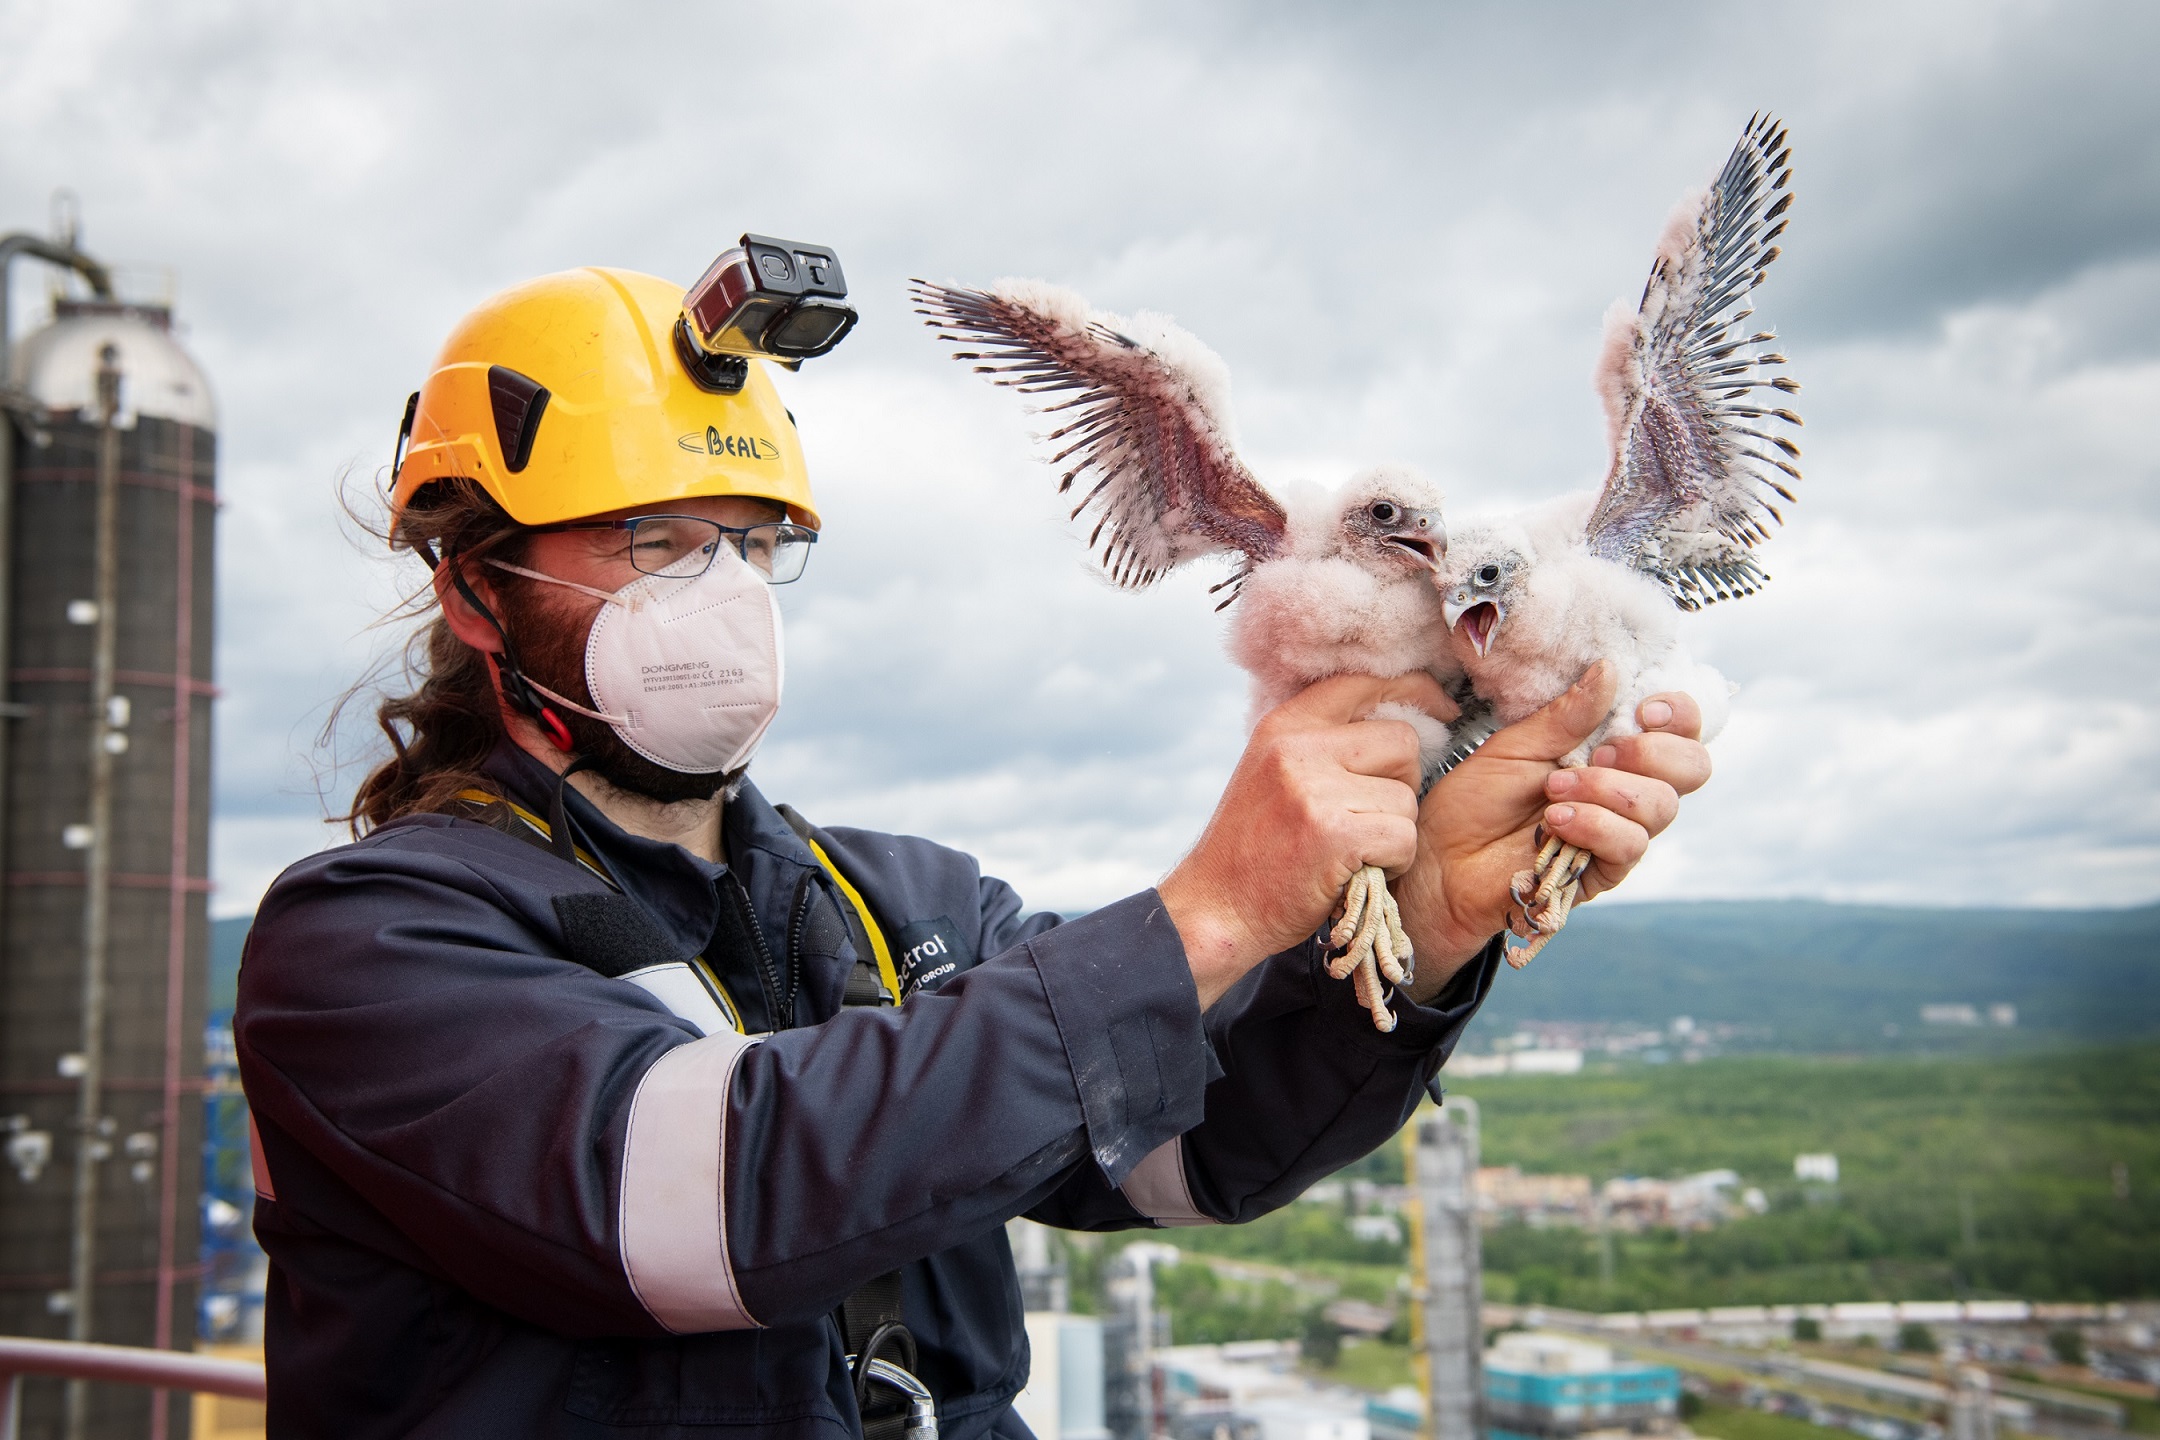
[1476,564,1500,585]
[1369,502,1397,524]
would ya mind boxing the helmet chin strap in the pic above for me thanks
[438,557,579,755]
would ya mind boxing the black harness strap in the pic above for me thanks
[774,805,929,1437]
[775,804,893,1007]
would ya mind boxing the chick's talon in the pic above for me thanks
[1328,864,1404,1031]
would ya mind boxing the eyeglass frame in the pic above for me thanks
[524,513,818,583]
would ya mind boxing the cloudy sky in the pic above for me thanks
[3,0,2155,919]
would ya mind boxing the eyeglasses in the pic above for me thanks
[529,514,818,583]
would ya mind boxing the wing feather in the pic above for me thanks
[1585,114,1802,611]
[912,279,1287,591]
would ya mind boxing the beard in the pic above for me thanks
[500,578,738,805]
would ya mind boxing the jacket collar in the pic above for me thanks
[478,740,818,965]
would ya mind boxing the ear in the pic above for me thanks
[433,560,506,656]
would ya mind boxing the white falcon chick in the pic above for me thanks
[1435,114,1802,965]
[913,279,1456,1032]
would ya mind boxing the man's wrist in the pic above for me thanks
[1157,865,1269,1010]
[1395,873,1496,1001]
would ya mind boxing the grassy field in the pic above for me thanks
[1310,1338,1416,1394]
[1689,1401,1856,1440]
[1321,1046,2158,1311]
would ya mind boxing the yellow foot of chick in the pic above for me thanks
[1326,864,1413,1032]
[1505,834,1593,968]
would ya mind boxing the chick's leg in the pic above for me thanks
[1503,750,1604,967]
[1328,864,1412,1032]
[1506,837,1595,969]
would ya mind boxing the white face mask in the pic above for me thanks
[488,546,784,775]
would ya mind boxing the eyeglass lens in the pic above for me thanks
[632,517,812,583]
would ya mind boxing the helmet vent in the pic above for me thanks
[487,365,551,473]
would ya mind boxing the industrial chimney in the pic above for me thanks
[0,228,216,1440]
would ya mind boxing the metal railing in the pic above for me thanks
[0,1337,265,1440]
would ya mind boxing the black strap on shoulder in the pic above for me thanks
[774,803,893,1009]
[841,1271,918,1439]
[777,804,927,1435]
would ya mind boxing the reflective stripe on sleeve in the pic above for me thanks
[618,1031,762,1331]
[247,1112,276,1201]
[1118,1135,1216,1227]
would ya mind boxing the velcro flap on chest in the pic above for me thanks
[554,892,689,978]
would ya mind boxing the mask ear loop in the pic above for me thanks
[421,539,581,755]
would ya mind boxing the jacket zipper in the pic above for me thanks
[724,870,795,1031]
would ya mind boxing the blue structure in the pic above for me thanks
[1484,1334,1680,1439]
[200,919,267,1341]
[199,1007,265,1341]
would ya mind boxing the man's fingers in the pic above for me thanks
[1337,811,1420,876]
[1272,670,1459,730]
[1370,670,1460,726]
[1335,773,1420,822]
[1541,799,1649,879]
[1478,660,1618,763]
[1318,717,1426,789]
[1587,730,1713,797]
[1545,766,1679,837]
[1637,690,1703,741]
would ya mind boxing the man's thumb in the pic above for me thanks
[1481,660,1618,762]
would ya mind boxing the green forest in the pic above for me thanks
[1450,1043,2160,1307]
[1068,1044,2159,1345]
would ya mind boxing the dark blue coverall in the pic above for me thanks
[237,741,1501,1437]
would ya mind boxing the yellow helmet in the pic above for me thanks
[389,265,821,535]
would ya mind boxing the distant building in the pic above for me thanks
[1988,1004,2017,1027]
[1477,1166,1593,1227]
[1013,1312,1110,1440]
[1154,1342,1371,1440]
[1795,1153,1840,1184]
[1484,1332,1679,1440]
[1664,1170,1744,1229]
[1448,1049,1584,1078]
[1921,1003,1982,1026]
[1347,1214,1403,1246]
[1322,1299,1398,1338]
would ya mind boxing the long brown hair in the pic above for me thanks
[339,479,532,835]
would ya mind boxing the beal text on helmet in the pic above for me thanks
[678,426,779,460]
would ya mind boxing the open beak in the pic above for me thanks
[1442,591,1503,657]
[1380,509,1448,571]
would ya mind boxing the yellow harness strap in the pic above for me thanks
[456,788,611,881]
[454,787,902,1021]
[802,836,904,1006]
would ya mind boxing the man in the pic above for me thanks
[237,262,1709,1438]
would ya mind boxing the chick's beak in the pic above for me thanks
[1441,590,1503,657]
[1380,509,1448,570]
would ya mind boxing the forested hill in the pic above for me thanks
[1465,900,2160,1054]
[216,901,2160,1054]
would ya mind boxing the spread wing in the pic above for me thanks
[1585,113,1801,611]
[912,279,1288,593]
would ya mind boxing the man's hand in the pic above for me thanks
[1393,661,1712,997]
[1160,674,1458,1009]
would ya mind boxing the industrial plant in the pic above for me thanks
[0,220,216,1439]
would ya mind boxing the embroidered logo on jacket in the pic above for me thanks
[894,916,973,997]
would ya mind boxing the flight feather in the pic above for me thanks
[911,279,1288,592]
[1585,113,1803,612]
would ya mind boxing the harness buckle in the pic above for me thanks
[843,1352,937,1440]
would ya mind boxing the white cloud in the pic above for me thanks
[4,0,2153,916]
